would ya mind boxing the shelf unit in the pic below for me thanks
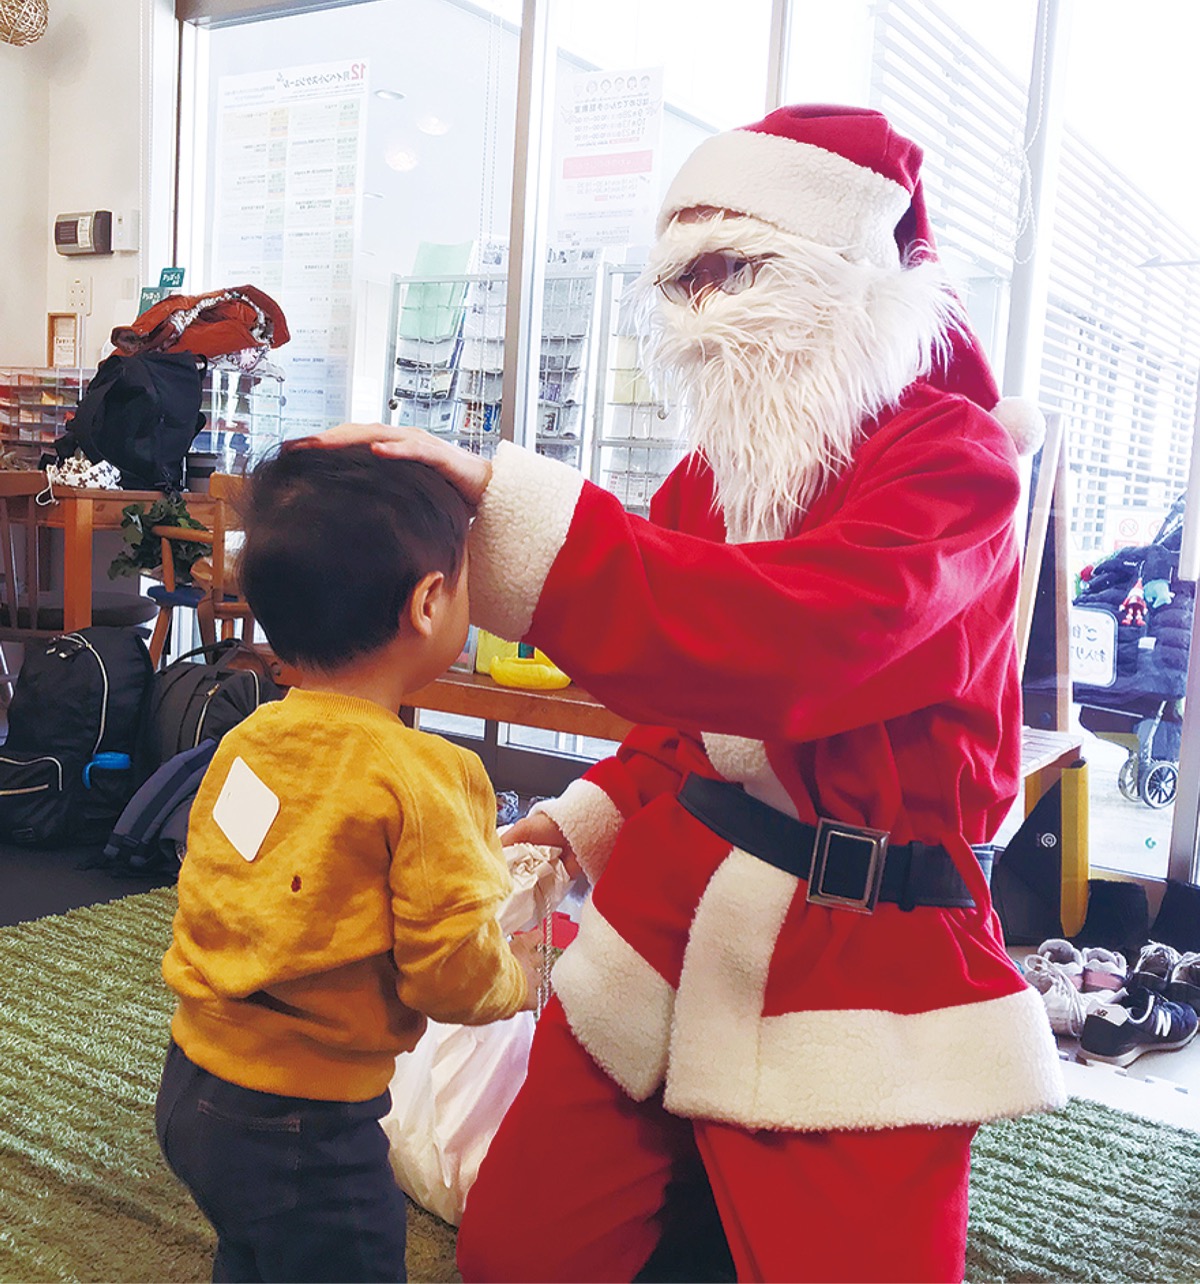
[589,264,685,516]
[0,367,92,464]
[384,266,597,469]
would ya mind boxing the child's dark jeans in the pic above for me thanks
[156,1039,408,1283]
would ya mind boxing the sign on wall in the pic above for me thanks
[212,59,367,435]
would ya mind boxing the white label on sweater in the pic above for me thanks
[212,756,280,862]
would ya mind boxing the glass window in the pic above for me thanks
[190,0,521,444]
[548,0,775,517]
[1046,0,1200,880]
[782,1,1200,881]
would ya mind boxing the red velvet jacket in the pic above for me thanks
[468,381,1065,1131]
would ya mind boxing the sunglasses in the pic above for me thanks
[654,250,778,305]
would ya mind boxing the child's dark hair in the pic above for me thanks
[238,444,470,670]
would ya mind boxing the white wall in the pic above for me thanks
[0,0,176,369]
[0,39,51,364]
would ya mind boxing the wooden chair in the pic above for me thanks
[0,471,158,665]
[147,473,255,665]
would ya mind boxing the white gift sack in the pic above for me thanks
[383,1012,535,1226]
[382,840,574,1225]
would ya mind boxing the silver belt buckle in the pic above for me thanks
[806,819,890,913]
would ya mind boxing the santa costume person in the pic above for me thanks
[317,104,1065,1283]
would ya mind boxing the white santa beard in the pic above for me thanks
[635,218,962,543]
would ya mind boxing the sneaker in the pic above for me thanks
[1128,940,1181,993]
[1078,989,1198,1066]
[1166,951,1200,1015]
[1081,946,1127,992]
[1023,955,1122,1036]
[1026,938,1084,988]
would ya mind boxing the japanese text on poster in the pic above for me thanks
[551,67,663,250]
[213,60,367,437]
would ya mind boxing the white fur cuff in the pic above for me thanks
[664,985,1066,1131]
[553,898,675,1100]
[468,441,585,642]
[532,778,624,885]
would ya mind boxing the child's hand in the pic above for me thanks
[509,930,544,1011]
[502,813,582,879]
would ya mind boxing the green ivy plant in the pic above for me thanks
[108,496,212,583]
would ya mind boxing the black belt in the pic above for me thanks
[677,774,991,913]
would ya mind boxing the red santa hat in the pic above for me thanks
[658,104,1044,454]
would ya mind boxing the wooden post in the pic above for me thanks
[63,496,94,631]
[1020,425,1073,733]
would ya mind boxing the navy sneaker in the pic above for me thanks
[1078,988,1198,1067]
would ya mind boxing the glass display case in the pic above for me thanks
[192,364,286,474]
[385,264,597,469]
[589,265,685,516]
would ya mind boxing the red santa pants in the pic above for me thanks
[457,998,976,1284]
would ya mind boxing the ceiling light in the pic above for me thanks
[363,191,385,200]
[374,89,406,101]
[417,115,452,136]
[384,146,419,173]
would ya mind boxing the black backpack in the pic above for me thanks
[103,739,217,876]
[143,639,282,772]
[0,628,154,846]
[56,351,206,491]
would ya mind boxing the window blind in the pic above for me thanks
[872,0,1200,555]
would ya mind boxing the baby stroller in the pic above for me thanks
[1077,699,1182,809]
[1073,495,1192,810]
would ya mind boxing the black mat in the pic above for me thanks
[0,839,173,927]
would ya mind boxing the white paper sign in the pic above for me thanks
[551,66,663,249]
[213,60,367,433]
[1069,605,1117,687]
[212,756,281,862]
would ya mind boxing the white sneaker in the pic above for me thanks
[1022,955,1080,1036]
[1025,954,1126,1037]
[1026,938,1085,989]
[1081,946,1128,992]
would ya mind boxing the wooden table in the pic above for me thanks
[0,473,217,632]
[405,668,634,742]
[404,675,1082,802]
[1020,726,1085,811]
[1017,725,1088,935]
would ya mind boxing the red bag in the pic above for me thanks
[111,286,290,364]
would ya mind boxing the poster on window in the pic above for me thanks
[212,59,367,438]
[550,67,664,251]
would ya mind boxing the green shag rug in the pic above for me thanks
[2,888,1199,1283]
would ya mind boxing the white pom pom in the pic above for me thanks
[991,396,1045,457]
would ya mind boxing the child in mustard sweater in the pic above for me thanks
[156,445,541,1284]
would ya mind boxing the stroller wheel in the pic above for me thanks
[1118,755,1141,802]
[1141,761,1178,809]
